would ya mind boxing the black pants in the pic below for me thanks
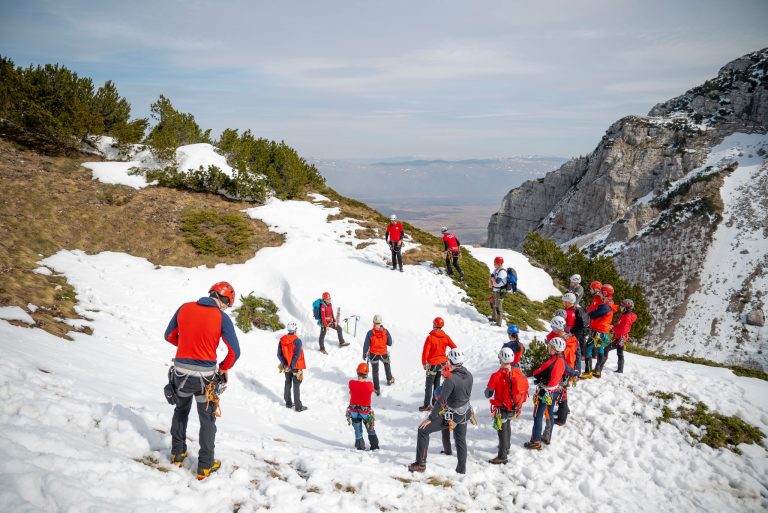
[390,242,403,270]
[496,410,513,459]
[445,253,463,277]
[171,371,217,470]
[370,354,392,391]
[602,342,624,372]
[284,371,302,409]
[416,418,468,473]
[319,324,345,349]
[423,366,442,407]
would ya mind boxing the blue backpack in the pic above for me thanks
[312,299,323,323]
[505,267,518,292]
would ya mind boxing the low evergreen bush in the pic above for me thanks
[234,293,284,332]
[180,208,253,257]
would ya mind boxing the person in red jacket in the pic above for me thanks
[363,314,395,395]
[603,298,638,374]
[441,227,464,281]
[547,316,578,426]
[278,322,308,412]
[587,281,602,313]
[419,317,457,411]
[164,281,241,480]
[583,284,618,379]
[318,292,348,354]
[385,214,405,272]
[486,347,529,464]
[347,362,379,450]
[525,337,566,450]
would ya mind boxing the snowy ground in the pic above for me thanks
[467,247,560,302]
[1,193,766,512]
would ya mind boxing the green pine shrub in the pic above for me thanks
[180,208,253,257]
[234,293,284,332]
[144,95,211,161]
[520,337,549,377]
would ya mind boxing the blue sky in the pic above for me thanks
[1,0,766,159]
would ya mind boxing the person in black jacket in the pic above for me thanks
[409,348,474,474]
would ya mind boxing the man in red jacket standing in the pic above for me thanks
[385,214,405,272]
[604,298,638,374]
[419,317,457,411]
[362,314,395,395]
[164,281,241,480]
[441,227,464,281]
[278,321,308,412]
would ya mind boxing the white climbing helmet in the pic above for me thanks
[498,347,515,363]
[570,274,582,284]
[553,308,567,320]
[549,337,566,353]
[447,348,466,366]
[373,314,383,325]
[441,226,448,233]
[286,321,298,333]
[562,292,577,305]
[550,316,566,332]
[390,214,397,221]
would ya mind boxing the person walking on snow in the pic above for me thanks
[164,281,241,480]
[409,348,474,474]
[486,347,529,464]
[582,284,618,379]
[419,317,457,411]
[278,322,308,412]
[524,337,567,450]
[441,227,464,281]
[488,256,508,326]
[568,274,585,305]
[603,298,638,374]
[501,325,524,366]
[347,362,379,450]
[385,214,405,272]
[318,292,348,354]
[363,314,395,395]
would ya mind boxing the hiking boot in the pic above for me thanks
[418,405,432,412]
[196,460,221,480]
[593,370,602,379]
[541,434,551,445]
[387,377,396,385]
[319,348,328,355]
[285,403,294,409]
[399,268,404,272]
[458,274,465,282]
[523,441,542,450]
[375,389,381,396]
[355,438,366,450]
[295,406,308,412]
[170,452,187,467]
[369,435,380,451]
[616,368,623,374]
[580,372,593,380]
[408,462,426,472]
[339,342,350,347]
[440,449,453,455]
[489,456,508,465]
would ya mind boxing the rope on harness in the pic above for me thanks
[205,381,222,417]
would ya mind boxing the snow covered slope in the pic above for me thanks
[467,247,560,302]
[1,195,766,512]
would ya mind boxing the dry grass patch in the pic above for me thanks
[425,476,453,488]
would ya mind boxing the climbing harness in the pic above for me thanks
[205,381,222,417]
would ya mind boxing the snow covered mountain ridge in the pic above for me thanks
[487,48,768,370]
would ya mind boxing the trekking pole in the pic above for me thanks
[353,315,360,338]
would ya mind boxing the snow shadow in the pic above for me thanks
[239,375,284,405]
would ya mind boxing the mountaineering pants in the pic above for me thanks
[350,411,376,440]
[171,370,217,470]
[423,365,442,407]
[284,371,302,409]
[590,332,611,372]
[602,341,625,372]
[416,417,468,473]
[390,241,403,270]
[491,289,505,326]
[370,354,393,391]
[542,389,562,441]
[531,388,556,443]
[319,324,345,350]
[445,252,463,278]
[496,409,513,459]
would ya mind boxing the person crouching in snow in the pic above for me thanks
[409,348,474,474]
[347,362,379,450]
[363,314,395,395]
[605,299,637,374]
[525,337,567,450]
[486,347,529,464]
[278,322,308,412]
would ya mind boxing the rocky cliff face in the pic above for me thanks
[487,48,768,368]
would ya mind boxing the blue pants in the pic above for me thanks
[575,347,582,375]
[350,411,375,440]
[530,389,556,442]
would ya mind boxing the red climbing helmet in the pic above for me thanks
[357,362,369,375]
[433,317,445,328]
[209,281,235,306]
[590,280,602,291]
[494,256,504,265]
[322,292,331,301]
[601,284,615,297]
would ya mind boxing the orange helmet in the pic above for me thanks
[357,362,369,375]
[322,292,331,301]
[590,280,602,291]
[494,256,504,265]
[433,317,444,328]
[209,281,235,306]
